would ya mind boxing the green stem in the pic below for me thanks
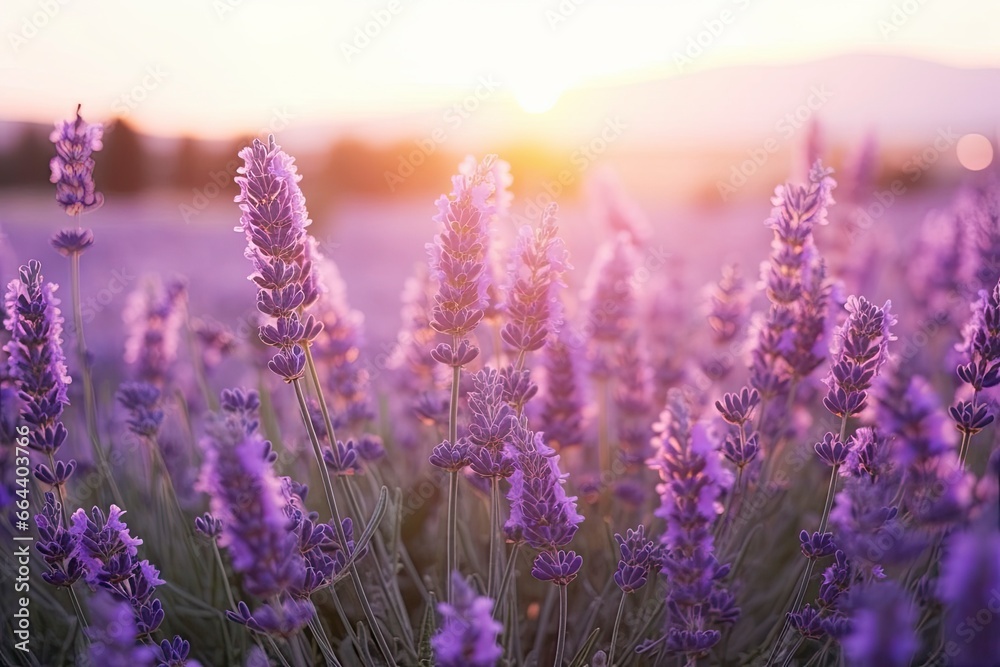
[69,249,125,508]
[446,356,461,604]
[291,377,396,666]
[446,470,458,603]
[488,477,498,598]
[608,592,627,666]
[67,586,89,636]
[554,584,568,667]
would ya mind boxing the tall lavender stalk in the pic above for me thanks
[47,106,124,507]
[750,163,836,453]
[426,156,500,602]
[643,393,738,664]
[4,261,75,511]
[769,296,894,665]
[506,423,584,666]
[234,135,393,664]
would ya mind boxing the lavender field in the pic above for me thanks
[3,4,1000,667]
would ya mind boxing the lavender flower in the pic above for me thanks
[191,317,236,373]
[750,163,837,444]
[431,572,503,667]
[34,491,84,587]
[3,260,74,486]
[615,329,654,468]
[645,394,738,658]
[49,105,104,218]
[702,264,749,382]
[504,427,584,554]
[613,525,662,593]
[426,155,500,348]
[123,277,187,387]
[821,296,895,419]
[234,136,323,383]
[466,368,516,478]
[500,203,569,356]
[952,279,1000,443]
[70,503,168,636]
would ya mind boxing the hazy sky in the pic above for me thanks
[2,0,999,137]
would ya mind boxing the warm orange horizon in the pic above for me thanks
[3,0,1000,141]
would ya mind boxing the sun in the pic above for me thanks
[513,82,562,115]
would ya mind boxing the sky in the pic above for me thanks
[1,0,999,138]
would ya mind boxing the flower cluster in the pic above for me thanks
[309,243,374,434]
[235,135,323,383]
[702,264,749,383]
[70,503,172,638]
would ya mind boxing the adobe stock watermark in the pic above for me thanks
[110,65,168,117]
[672,0,754,72]
[7,0,71,52]
[340,0,404,63]
[544,0,588,30]
[508,116,628,225]
[213,0,252,21]
[179,108,296,224]
[716,85,834,202]
[878,0,928,40]
[847,127,960,245]
[383,76,502,192]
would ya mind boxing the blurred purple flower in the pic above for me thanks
[583,233,638,374]
[938,528,1000,663]
[538,329,586,451]
[117,381,164,438]
[842,581,918,667]
[501,203,570,355]
[123,277,187,387]
[199,416,304,599]
[86,590,154,667]
[431,572,503,667]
